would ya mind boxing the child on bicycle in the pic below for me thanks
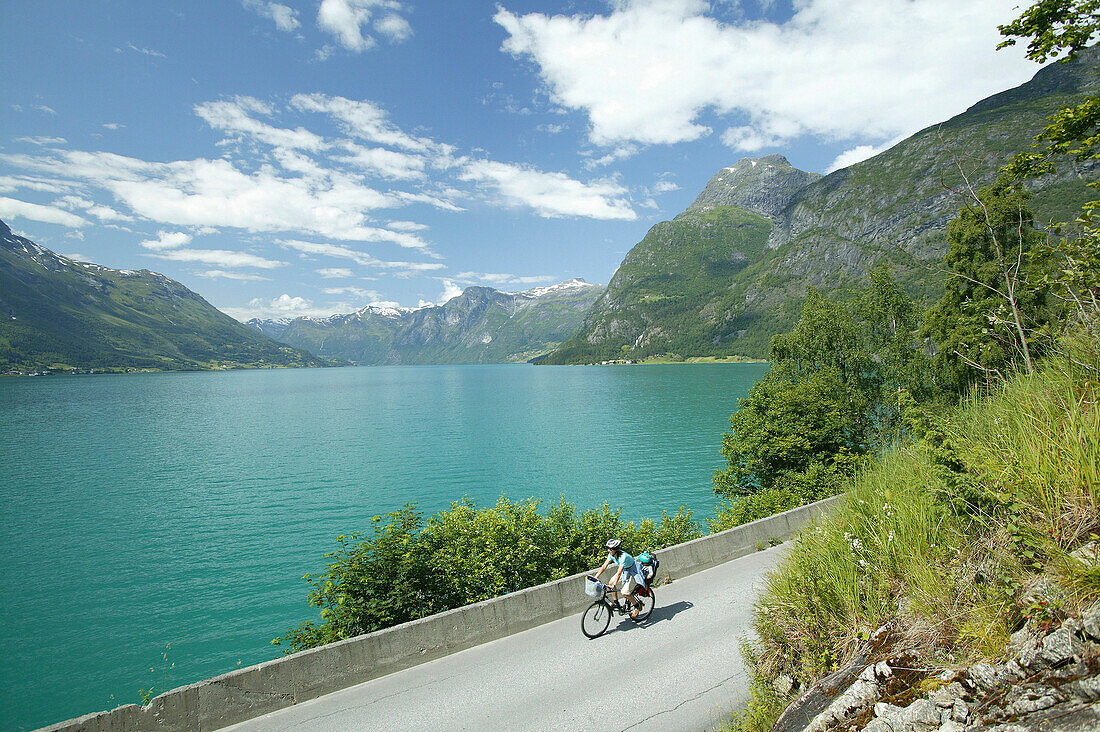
[595,538,646,618]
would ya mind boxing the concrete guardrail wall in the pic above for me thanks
[43,495,843,732]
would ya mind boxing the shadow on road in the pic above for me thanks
[603,600,696,634]
[639,600,694,627]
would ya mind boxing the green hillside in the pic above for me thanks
[545,47,1099,363]
[540,206,776,363]
[0,221,324,372]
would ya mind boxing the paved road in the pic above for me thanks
[225,546,788,732]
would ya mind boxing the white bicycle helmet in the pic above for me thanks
[605,538,622,550]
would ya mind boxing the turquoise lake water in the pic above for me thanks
[0,362,767,730]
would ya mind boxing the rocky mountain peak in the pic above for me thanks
[688,155,822,218]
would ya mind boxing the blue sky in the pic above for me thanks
[2,0,1040,320]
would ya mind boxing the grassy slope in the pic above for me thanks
[0,229,324,371]
[724,344,1100,730]
[542,206,775,364]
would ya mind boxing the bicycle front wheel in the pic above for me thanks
[633,589,655,622]
[581,601,612,638]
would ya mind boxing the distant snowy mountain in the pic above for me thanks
[247,279,604,364]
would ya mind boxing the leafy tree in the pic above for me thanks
[998,0,1099,64]
[714,269,933,503]
[713,368,867,497]
[922,179,1050,390]
[274,505,431,651]
[999,0,1100,349]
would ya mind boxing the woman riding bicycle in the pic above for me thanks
[595,538,646,618]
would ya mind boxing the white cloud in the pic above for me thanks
[322,285,381,298]
[437,279,464,304]
[375,13,412,42]
[721,126,782,152]
[825,141,898,173]
[0,175,76,194]
[138,230,193,251]
[317,0,410,53]
[280,238,445,273]
[247,294,316,316]
[122,42,166,58]
[34,105,57,115]
[290,93,434,153]
[341,143,426,180]
[58,195,133,222]
[243,0,300,31]
[652,180,680,194]
[584,144,639,169]
[85,203,133,222]
[460,160,636,220]
[454,271,556,287]
[317,267,354,278]
[6,149,412,243]
[102,123,125,130]
[392,190,465,212]
[196,97,328,152]
[197,269,271,281]
[148,247,286,269]
[226,292,370,320]
[386,220,428,231]
[16,136,67,146]
[495,0,1036,152]
[0,196,88,227]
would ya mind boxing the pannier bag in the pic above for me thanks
[585,576,604,597]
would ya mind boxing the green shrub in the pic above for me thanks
[738,343,1100,704]
[274,496,701,652]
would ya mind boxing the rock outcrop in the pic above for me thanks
[773,609,1100,732]
[689,155,823,219]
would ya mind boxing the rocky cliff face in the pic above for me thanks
[543,48,1099,363]
[766,46,1100,264]
[251,279,604,364]
[688,154,823,218]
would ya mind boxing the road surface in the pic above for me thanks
[225,545,788,732]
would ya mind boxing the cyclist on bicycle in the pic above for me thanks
[595,538,645,618]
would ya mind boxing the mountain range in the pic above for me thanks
[4,48,1095,372]
[0,221,324,372]
[248,279,604,365]
[540,46,1099,363]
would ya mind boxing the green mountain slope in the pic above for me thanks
[251,279,605,365]
[541,206,776,363]
[0,221,324,372]
[545,48,1099,363]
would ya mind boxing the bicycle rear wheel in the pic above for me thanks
[581,601,612,638]
[632,589,655,622]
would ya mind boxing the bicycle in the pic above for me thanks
[580,579,655,638]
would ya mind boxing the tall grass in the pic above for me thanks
[726,340,1100,731]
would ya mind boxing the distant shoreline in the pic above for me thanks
[637,355,767,365]
[578,355,768,366]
